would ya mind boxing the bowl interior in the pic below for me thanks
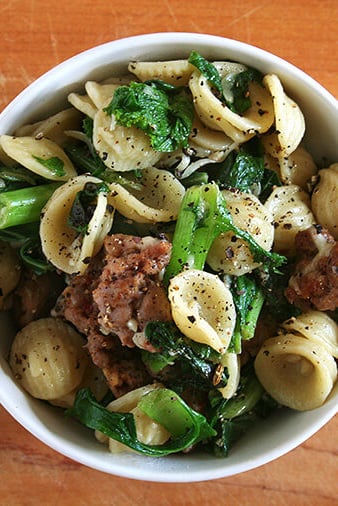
[0,33,337,482]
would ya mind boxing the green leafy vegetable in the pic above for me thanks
[215,151,265,193]
[143,321,228,387]
[221,68,262,113]
[67,181,109,235]
[104,81,194,152]
[209,363,271,456]
[0,165,41,192]
[188,50,223,93]
[163,182,286,284]
[32,155,66,177]
[66,387,216,456]
[0,223,54,274]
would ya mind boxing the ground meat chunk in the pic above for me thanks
[92,234,172,347]
[54,233,172,396]
[12,269,65,328]
[285,225,338,311]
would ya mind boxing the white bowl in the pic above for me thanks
[0,32,337,483]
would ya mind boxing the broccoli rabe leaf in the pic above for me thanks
[221,68,262,113]
[32,155,66,177]
[103,81,194,152]
[209,363,276,457]
[215,150,265,193]
[66,387,216,456]
[67,181,109,235]
[188,50,223,93]
[143,321,228,388]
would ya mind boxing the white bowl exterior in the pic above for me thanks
[0,33,337,482]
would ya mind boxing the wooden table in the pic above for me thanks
[1,1,337,504]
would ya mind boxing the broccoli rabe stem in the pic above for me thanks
[0,182,60,229]
[164,182,285,285]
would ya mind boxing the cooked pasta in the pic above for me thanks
[14,108,83,146]
[128,59,194,85]
[207,189,274,275]
[264,184,315,255]
[40,174,114,274]
[92,107,162,172]
[254,333,337,411]
[168,269,236,354]
[0,135,77,181]
[311,163,338,239]
[108,166,185,223]
[262,73,305,157]
[189,63,274,143]
[9,317,88,400]
[95,384,170,453]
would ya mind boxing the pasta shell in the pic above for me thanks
[68,91,97,119]
[263,74,305,157]
[207,189,274,275]
[281,311,338,359]
[95,384,170,453]
[189,67,274,143]
[40,174,114,274]
[93,107,162,172]
[311,163,338,239]
[128,60,195,85]
[254,333,337,411]
[108,166,185,223]
[85,81,120,109]
[279,145,318,187]
[0,134,77,181]
[189,116,238,152]
[15,108,83,146]
[217,352,241,399]
[168,269,236,354]
[9,317,88,400]
[264,184,315,255]
[50,360,108,408]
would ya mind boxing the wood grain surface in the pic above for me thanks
[0,1,337,504]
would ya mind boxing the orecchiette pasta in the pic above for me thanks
[40,174,114,274]
[168,269,236,354]
[0,134,77,181]
[9,317,88,400]
[278,145,318,188]
[311,163,338,239]
[128,59,195,85]
[93,106,162,172]
[254,333,337,411]
[68,91,97,119]
[207,189,274,275]
[50,360,108,408]
[95,384,170,453]
[280,311,338,359]
[14,108,83,147]
[262,73,305,157]
[84,81,121,110]
[217,352,241,399]
[264,184,315,255]
[189,63,274,143]
[108,166,185,223]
